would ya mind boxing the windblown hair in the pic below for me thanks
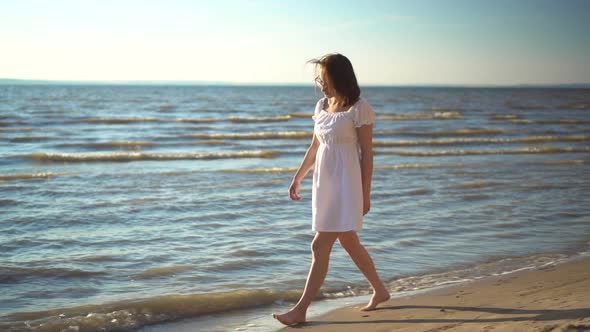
[308,53,361,107]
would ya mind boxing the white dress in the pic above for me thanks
[311,97,376,232]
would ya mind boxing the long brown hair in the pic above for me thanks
[308,53,361,107]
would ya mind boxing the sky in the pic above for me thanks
[1,0,589,85]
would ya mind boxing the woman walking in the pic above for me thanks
[273,53,390,326]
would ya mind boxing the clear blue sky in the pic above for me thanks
[1,0,589,85]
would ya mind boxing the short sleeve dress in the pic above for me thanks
[311,97,376,232]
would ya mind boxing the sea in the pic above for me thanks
[1,85,589,332]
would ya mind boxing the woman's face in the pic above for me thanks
[315,68,335,98]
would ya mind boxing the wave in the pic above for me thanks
[70,255,125,263]
[0,172,77,181]
[378,111,463,121]
[560,103,590,110]
[537,119,589,124]
[491,117,588,125]
[207,259,290,272]
[221,167,299,173]
[66,141,156,148]
[511,119,532,124]
[376,163,465,169]
[0,127,33,132]
[187,139,228,145]
[0,266,107,284]
[71,117,221,124]
[449,180,499,189]
[57,140,229,149]
[0,199,19,206]
[231,249,271,257]
[74,117,160,124]
[386,253,573,293]
[185,131,312,140]
[1,289,306,332]
[534,159,586,165]
[172,117,220,123]
[396,239,428,247]
[373,135,587,147]
[490,114,519,120]
[378,160,585,170]
[518,135,587,142]
[9,136,52,142]
[228,115,292,123]
[69,116,302,125]
[131,265,195,279]
[506,104,542,110]
[376,128,505,137]
[0,120,27,126]
[377,146,590,156]
[461,193,490,201]
[288,112,313,118]
[159,104,177,111]
[18,150,280,162]
[403,188,433,196]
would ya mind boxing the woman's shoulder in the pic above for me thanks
[351,97,375,127]
[352,97,371,111]
[316,97,327,107]
[312,97,327,119]
[314,97,328,113]
[356,96,369,105]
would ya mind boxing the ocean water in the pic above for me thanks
[1,85,589,332]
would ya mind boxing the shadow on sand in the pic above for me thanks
[283,305,590,329]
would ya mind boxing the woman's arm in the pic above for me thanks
[289,134,320,200]
[356,124,373,215]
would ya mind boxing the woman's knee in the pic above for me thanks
[338,231,360,251]
[311,233,337,255]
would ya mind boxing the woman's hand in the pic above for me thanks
[288,179,302,201]
[363,198,370,215]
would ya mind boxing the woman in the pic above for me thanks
[272,53,390,326]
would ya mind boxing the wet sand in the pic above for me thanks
[278,255,590,332]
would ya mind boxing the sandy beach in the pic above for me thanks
[278,255,590,332]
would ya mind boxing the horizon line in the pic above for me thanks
[1,78,590,88]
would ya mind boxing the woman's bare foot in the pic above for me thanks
[361,290,390,311]
[272,307,306,326]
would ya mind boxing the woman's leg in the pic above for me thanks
[338,231,390,310]
[272,231,340,326]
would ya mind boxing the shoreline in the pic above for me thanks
[3,251,587,331]
[276,254,590,331]
[138,251,590,332]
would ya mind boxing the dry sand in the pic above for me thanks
[279,255,590,332]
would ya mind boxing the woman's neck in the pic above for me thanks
[327,96,347,108]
